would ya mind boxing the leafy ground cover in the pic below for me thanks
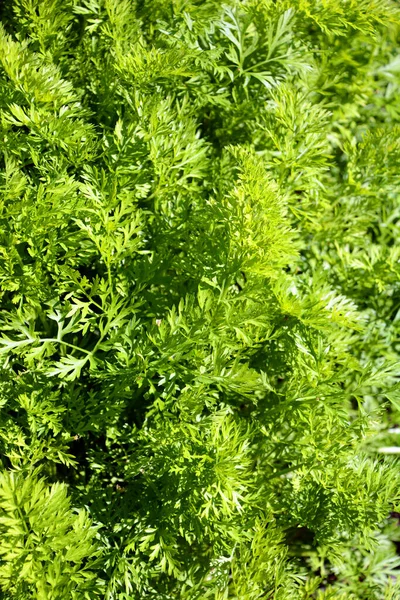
[1,0,400,598]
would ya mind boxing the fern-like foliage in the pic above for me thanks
[0,0,400,598]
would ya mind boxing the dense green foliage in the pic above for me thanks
[1,0,400,597]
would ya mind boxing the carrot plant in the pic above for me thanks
[1,0,400,598]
